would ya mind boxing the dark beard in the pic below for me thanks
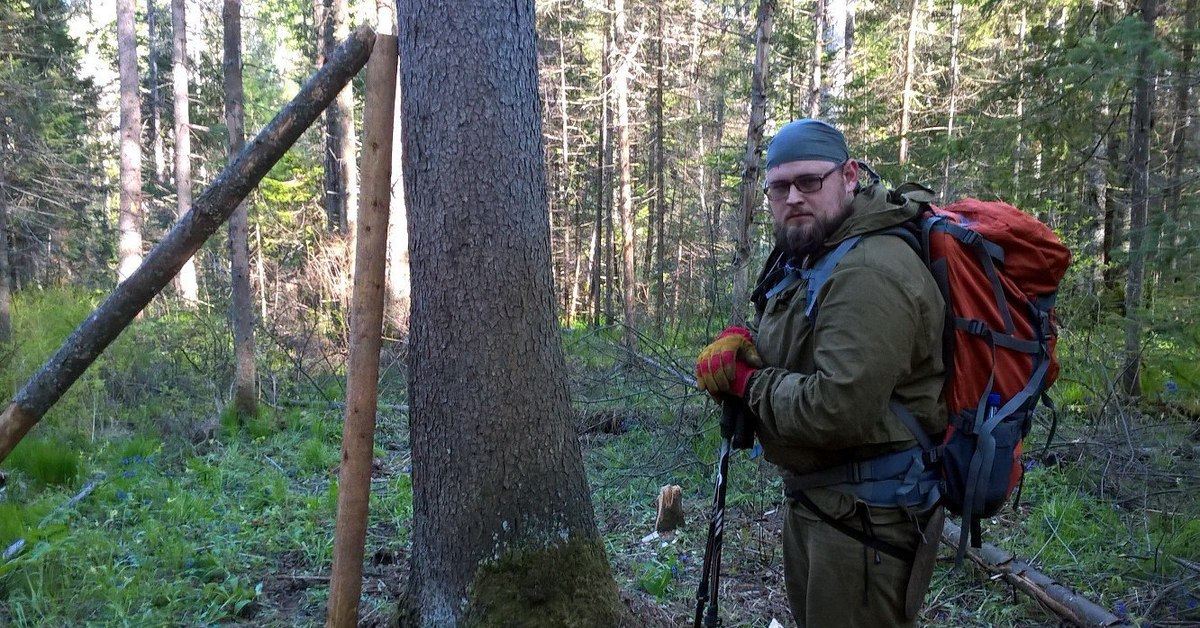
[776,221,827,261]
[775,204,852,262]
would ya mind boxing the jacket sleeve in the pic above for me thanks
[745,262,925,450]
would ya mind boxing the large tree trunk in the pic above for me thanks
[117,0,143,284]
[396,0,625,624]
[898,0,919,164]
[614,0,638,348]
[224,0,256,418]
[0,27,376,464]
[172,0,200,303]
[1121,0,1158,397]
[732,0,773,327]
[326,33,397,627]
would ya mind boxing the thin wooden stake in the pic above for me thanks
[0,26,376,464]
[326,33,398,628]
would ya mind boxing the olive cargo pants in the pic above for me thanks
[783,494,931,628]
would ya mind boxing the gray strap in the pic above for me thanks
[802,236,863,319]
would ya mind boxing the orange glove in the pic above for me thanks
[696,326,763,398]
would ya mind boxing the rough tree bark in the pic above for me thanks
[396,0,626,623]
[116,0,143,284]
[1121,0,1158,397]
[0,27,376,464]
[731,0,773,328]
[326,32,396,628]
[223,0,256,418]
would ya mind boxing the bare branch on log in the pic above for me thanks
[0,26,377,463]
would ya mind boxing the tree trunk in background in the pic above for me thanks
[1121,0,1157,398]
[899,0,919,164]
[323,0,358,235]
[823,0,849,121]
[808,0,824,117]
[117,0,143,284]
[1013,9,1028,191]
[172,0,200,303]
[0,194,10,346]
[223,0,256,419]
[147,0,166,188]
[397,0,625,623]
[652,1,667,333]
[1164,0,1194,280]
[614,0,637,348]
[732,0,773,327]
[941,1,962,201]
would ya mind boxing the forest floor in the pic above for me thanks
[1,331,1198,626]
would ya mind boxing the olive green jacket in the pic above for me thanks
[746,182,947,478]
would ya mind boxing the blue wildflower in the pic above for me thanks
[116,490,128,501]
[1186,597,1198,609]
[120,457,131,465]
[1115,600,1127,619]
[122,469,137,479]
[1024,458,1039,471]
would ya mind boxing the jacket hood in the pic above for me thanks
[824,182,920,246]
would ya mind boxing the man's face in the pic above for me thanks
[765,159,859,259]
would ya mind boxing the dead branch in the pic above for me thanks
[942,519,1125,627]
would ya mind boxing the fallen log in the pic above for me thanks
[0,26,377,464]
[942,519,1125,627]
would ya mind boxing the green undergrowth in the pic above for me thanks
[0,407,414,626]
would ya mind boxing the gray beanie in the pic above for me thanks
[765,119,849,170]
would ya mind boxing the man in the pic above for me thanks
[696,119,947,627]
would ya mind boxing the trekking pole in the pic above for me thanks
[694,399,751,628]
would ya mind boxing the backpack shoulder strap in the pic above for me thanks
[802,235,864,319]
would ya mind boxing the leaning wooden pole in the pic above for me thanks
[943,520,1124,627]
[0,26,377,464]
[325,31,397,628]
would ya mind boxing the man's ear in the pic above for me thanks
[842,159,861,194]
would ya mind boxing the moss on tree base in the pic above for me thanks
[462,536,633,628]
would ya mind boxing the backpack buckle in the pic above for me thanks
[966,319,989,337]
[922,446,943,466]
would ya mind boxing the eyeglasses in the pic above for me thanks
[763,161,846,202]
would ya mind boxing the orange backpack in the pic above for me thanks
[898,187,1071,560]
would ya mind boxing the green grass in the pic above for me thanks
[3,438,80,487]
[0,407,412,627]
